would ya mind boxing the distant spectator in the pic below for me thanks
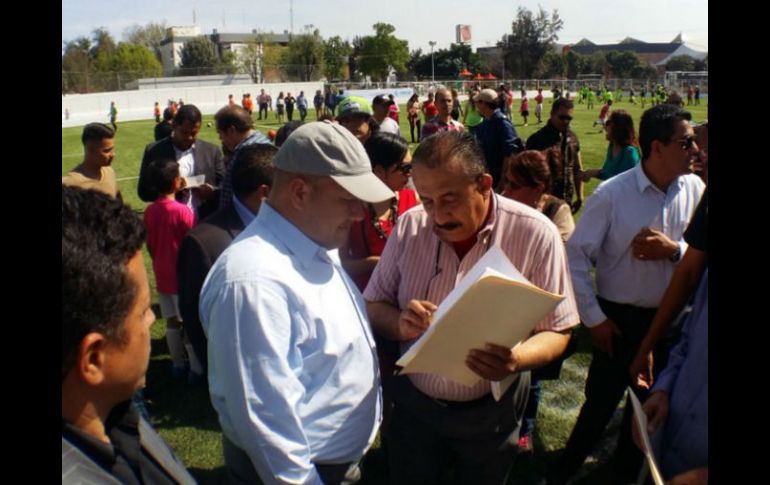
[62,122,121,200]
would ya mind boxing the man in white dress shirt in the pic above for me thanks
[548,103,705,485]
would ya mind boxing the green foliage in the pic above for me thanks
[358,23,410,81]
[324,36,352,81]
[62,37,92,93]
[179,37,219,75]
[238,41,262,82]
[500,7,564,78]
[123,21,167,62]
[605,50,643,78]
[408,43,488,80]
[665,55,698,71]
[538,51,565,78]
[93,43,162,90]
[285,29,325,81]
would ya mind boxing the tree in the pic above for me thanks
[324,36,352,81]
[238,40,262,83]
[537,51,565,78]
[630,62,658,80]
[408,44,488,80]
[348,36,364,81]
[499,7,564,78]
[357,23,409,81]
[665,55,697,71]
[565,51,584,78]
[605,50,642,78]
[62,37,92,93]
[94,42,163,90]
[90,27,116,60]
[285,28,325,81]
[179,36,219,75]
[123,21,167,62]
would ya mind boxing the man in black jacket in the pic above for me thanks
[138,104,224,220]
[177,143,276,374]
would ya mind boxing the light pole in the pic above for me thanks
[429,41,436,83]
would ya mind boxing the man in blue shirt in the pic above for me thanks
[473,88,524,188]
[200,121,394,485]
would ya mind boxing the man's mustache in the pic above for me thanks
[435,222,460,231]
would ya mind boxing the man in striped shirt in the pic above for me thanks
[364,131,580,484]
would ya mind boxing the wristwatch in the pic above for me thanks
[669,246,682,262]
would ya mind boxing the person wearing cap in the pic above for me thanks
[336,95,378,143]
[364,131,579,484]
[372,94,401,135]
[199,121,393,485]
[421,87,465,139]
[473,88,525,188]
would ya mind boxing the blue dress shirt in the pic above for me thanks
[652,268,708,479]
[199,202,382,485]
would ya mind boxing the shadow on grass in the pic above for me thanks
[189,466,231,485]
[142,336,221,433]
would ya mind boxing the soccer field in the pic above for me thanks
[61,99,707,484]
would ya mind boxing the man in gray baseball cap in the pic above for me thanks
[200,121,390,485]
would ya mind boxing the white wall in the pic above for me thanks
[61,81,325,128]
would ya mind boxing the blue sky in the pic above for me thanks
[62,0,708,53]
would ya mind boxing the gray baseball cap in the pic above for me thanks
[273,121,395,203]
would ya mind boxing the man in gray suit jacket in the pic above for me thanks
[138,104,225,220]
[177,143,277,373]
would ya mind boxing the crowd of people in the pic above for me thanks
[63,84,708,485]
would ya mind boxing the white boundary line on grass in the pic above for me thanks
[117,176,139,181]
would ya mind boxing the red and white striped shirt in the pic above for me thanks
[364,194,580,401]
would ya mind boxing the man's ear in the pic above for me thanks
[477,173,494,196]
[78,333,108,386]
[287,177,312,211]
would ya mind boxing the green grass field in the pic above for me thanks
[62,98,707,485]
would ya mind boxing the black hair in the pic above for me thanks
[364,132,409,170]
[147,159,180,195]
[62,186,146,379]
[215,105,254,133]
[551,98,574,114]
[81,123,114,145]
[275,121,304,147]
[639,104,692,161]
[173,104,202,126]
[232,144,277,198]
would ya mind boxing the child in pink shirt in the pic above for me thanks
[143,159,202,382]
